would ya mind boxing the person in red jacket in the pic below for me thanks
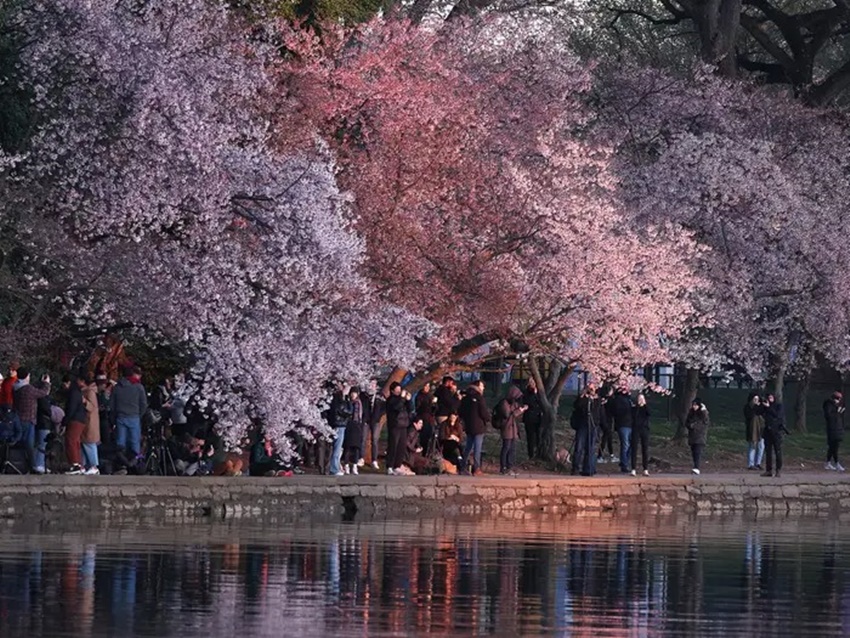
[0,361,19,411]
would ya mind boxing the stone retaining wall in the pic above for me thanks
[1,474,849,521]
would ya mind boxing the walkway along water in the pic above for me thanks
[1,474,850,521]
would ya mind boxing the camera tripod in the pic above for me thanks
[144,429,177,476]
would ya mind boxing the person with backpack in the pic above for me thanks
[495,385,527,476]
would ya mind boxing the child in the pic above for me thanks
[343,389,364,475]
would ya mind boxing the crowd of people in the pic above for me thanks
[0,358,847,479]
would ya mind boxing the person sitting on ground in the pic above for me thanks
[393,415,427,476]
[249,430,290,477]
[439,414,464,473]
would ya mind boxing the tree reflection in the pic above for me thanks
[0,517,848,637]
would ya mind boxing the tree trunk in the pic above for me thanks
[689,0,742,77]
[793,370,811,433]
[528,356,574,463]
[673,367,700,440]
[770,362,787,405]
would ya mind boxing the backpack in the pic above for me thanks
[492,399,507,430]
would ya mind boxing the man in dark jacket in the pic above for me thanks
[761,394,789,478]
[459,380,490,475]
[608,386,634,473]
[109,366,148,460]
[385,382,411,474]
[523,379,543,460]
[571,383,601,476]
[435,376,461,436]
[824,391,845,472]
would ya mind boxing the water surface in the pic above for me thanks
[0,514,847,636]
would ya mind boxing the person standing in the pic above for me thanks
[327,383,351,477]
[0,361,19,412]
[343,388,364,475]
[360,379,386,470]
[744,393,765,470]
[824,391,845,472]
[64,375,89,475]
[12,367,51,473]
[761,393,789,478]
[609,386,634,473]
[685,398,710,475]
[597,386,616,464]
[459,380,491,475]
[109,366,148,463]
[631,393,651,476]
[434,376,461,442]
[523,379,543,460]
[81,373,101,475]
[439,414,464,472]
[496,385,526,476]
[385,382,411,475]
[571,383,601,477]
[415,381,437,452]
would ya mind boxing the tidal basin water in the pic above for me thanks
[0,514,847,637]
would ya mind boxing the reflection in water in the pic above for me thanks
[0,515,848,637]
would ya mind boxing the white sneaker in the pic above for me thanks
[372,461,380,470]
[352,464,359,475]
[826,462,837,471]
[610,455,619,464]
[596,456,605,464]
[629,469,636,476]
[343,464,350,475]
[32,466,46,475]
[84,467,100,475]
[643,470,650,476]
[67,464,84,475]
[357,458,365,467]
[837,463,846,472]
[387,468,394,475]
[334,471,345,477]
[692,468,700,475]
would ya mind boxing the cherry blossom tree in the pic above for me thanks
[277,15,706,458]
[601,64,850,430]
[2,0,425,450]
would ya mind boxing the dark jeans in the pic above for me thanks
[690,443,704,470]
[764,432,783,473]
[598,426,614,458]
[388,427,407,469]
[617,427,632,472]
[463,434,484,472]
[345,446,360,465]
[631,428,649,471]
[572,425,597,476]
[524,422,540,459]
[499,438,516,473]
[827,437,841,464]
[368,420,383,462]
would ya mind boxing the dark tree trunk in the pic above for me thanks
[793,370,811,433]
[674,366,700,440]
[528,356,574,463]
[770,361,787,405]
